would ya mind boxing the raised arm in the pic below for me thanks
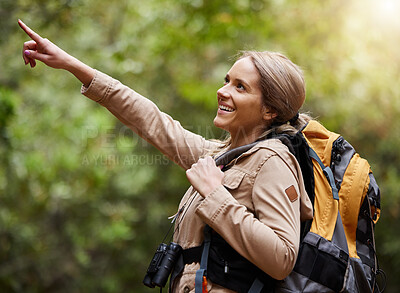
[18,19,95,87]
[19,20,219,169]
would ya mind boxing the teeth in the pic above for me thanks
[219,105,235,112]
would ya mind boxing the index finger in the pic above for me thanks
[18,19,43,42]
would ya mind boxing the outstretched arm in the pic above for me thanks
[18,19,95,87]
[19,20,219,168]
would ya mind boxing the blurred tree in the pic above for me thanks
[0,0,399,292]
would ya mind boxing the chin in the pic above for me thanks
[214,124,230,134]
[213,117,225,130]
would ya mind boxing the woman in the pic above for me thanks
[19,19,313,292]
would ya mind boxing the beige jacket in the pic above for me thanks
[82,70,314,293]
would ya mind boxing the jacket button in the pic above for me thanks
[183,286,190,293]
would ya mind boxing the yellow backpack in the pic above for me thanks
[276,120,383,293]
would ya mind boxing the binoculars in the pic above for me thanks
[143,242,182,288]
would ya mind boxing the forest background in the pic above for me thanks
[1,0,399,292]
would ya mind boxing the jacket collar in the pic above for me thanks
[221,138,286,169]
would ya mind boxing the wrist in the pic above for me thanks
[66,57,95,87]
[62,54,78,71]
[200,183,222,198]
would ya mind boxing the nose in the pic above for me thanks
[217,84,230,100]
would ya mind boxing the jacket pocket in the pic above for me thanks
[222,168,246,190]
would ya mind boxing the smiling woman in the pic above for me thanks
[19,19,314,293]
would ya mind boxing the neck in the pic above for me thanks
[229,129,263,149]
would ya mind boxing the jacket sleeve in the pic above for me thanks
[81,70,218,169]
[195,153,303,280]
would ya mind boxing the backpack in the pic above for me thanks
[274,120,383,293]
[191,120,383,293]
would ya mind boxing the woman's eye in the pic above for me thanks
[224,77,229,85]
[237,83,245,90]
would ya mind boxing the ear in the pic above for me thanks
[263,108,277,121]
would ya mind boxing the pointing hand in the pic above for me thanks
[18,19,73,69]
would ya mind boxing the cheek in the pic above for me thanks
[246,101,265,119]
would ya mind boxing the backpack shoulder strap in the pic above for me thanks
[301,120,341,241]
[214,142,258,169]
[302,120,340,166]
[308,146,339,200]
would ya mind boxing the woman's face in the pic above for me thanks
[214,57,272,145]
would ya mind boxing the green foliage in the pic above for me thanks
[1,0,400,292]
